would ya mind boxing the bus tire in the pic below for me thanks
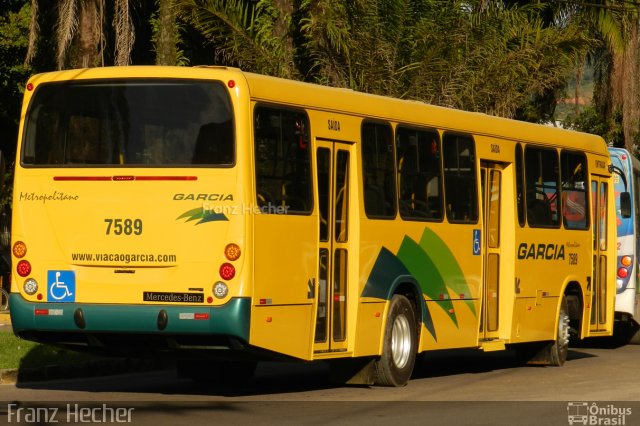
[373,294,417,387]
[547,296,570,366]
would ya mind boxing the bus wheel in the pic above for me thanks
[373,294,417,386]
[548,296,570,366]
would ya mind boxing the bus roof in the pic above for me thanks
[25,65,608,155]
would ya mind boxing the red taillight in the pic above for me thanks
[618,267,629,279]
[17,260,31,277]
[228,80,236,88]
[220,263,235,280]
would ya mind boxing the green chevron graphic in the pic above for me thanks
[362,227,477,340]
[177,207,228,224]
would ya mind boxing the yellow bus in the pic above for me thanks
[9,66,619,386]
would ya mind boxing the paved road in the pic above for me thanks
[2,340,640,425]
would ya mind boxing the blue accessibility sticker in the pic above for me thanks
[47,270,76,302]
[473,229,481,256]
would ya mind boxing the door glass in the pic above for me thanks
[315,248,329,343]
[317,148,331,242]
[333,249,347,341]
[488,170,501,248]
[335,150,349,243]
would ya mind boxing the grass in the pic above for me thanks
[0,327,107,370]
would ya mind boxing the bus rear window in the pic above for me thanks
[22,79,235,167]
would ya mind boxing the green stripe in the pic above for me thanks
[10,294,250,341]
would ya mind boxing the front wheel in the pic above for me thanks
[373,294,418,386]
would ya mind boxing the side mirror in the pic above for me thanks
[620,191,632,219]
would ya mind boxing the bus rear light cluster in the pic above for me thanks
[214,243,241,299]
[618,256,633,279]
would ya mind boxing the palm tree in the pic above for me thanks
[176,0,595,120]
[25,0,135,69]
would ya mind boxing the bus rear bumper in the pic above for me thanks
[9,294,251,355]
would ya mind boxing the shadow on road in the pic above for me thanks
[14,345,600,397]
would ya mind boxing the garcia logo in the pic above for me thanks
[173,193,233,201]
[567,402,632,425]
[517,243,565,260]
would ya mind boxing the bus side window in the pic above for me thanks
[525,146,559,228]
[442,133,477,223]
[254,106,312,214]
[396,126,442,221]
[561,150,589,230]
[362,121,396,219]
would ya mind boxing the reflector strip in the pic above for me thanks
[135,176,197,181]
[54,176,111,181]
[179,313,211,320]
[54,176,198,181]
[35,308,64,316]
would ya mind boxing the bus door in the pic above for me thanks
[314,140,353,353]
[480,162,503,340]
[590,178,610,332]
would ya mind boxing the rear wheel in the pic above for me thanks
[548,296,570,366]
[514,296,570,366]
[373,294,417,386]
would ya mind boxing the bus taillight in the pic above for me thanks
[224,243,241,261]
[621,256,633,267]
[17,260,31,277]
[220,263,235,280]
[618,267,629,279]
[13,241,27,258]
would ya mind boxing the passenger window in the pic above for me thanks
[525,146,559,227]
[396,127,443,221]
[561,151,589,230]
[254,106,312,214]
[362,122,396,218]
[443,134,478,223]
[515,144,525,227]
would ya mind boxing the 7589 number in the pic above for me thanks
[105,218,143,235]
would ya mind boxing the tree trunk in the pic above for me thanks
[155,0,178,66]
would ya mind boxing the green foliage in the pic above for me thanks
[565,105,624,147]
[176,0,595,121]
[0,2,32,145]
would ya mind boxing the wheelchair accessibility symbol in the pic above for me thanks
[47,270,76,302]
[473,229,481,256]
